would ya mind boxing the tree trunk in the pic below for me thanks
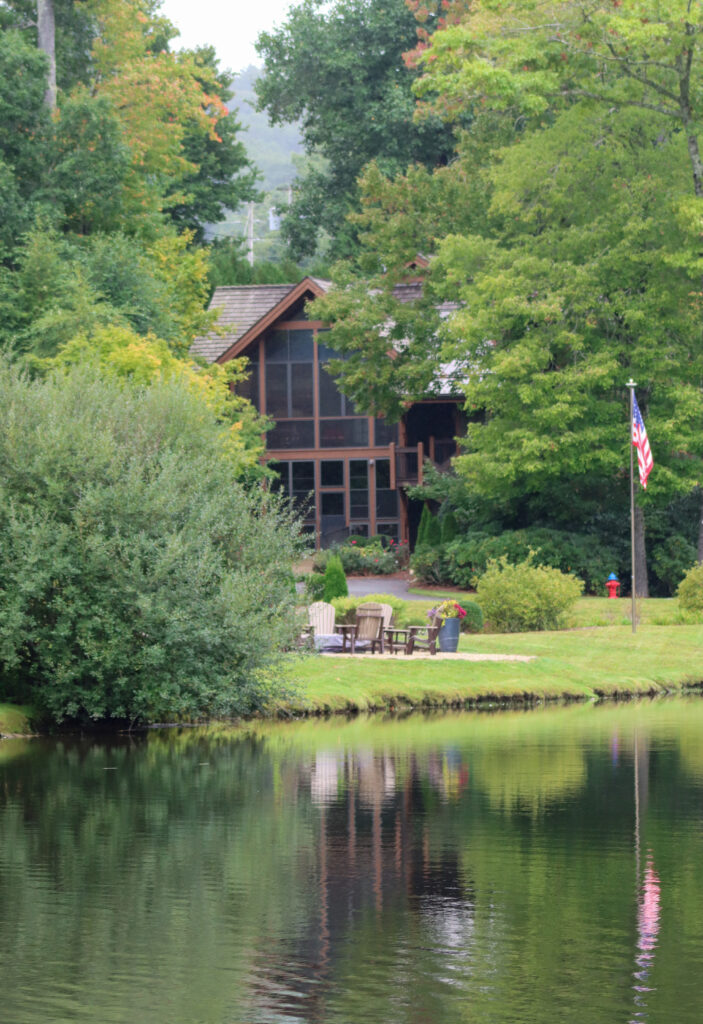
[634,504,649,598]
[37,0,57,110]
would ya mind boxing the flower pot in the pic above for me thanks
[438,617,460,653]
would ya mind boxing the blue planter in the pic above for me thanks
[438,617,460,653]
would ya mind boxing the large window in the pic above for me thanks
[375,459,398,519]
[265,329,314,448]
[235,352,259,410]
[349,459,368,519]
[270,461,315,522]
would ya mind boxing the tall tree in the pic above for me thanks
[36,0,56,107]
[255,0,457,260]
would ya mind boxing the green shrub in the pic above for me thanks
[313,539,403,576]
[677,561,703,612]
[331,593,407,626]
[409,545,446,585]
[426,511,441,548]
[445,529,620,595]
[459,600,484,633]
[0,363,305,724]
[303,572,326,601]
[416,503,432,549]
[440,510,458,544]
[322,554,348,601]
[475,556,584,632]
[652,535,697,596]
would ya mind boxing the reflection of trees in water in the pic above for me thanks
[3,710,703,1023]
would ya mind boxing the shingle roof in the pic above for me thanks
[190,284,297,363]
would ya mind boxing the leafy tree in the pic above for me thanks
[0,361,304,724]
[255,0,457,259]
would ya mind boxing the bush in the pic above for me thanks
[460,600,484,633]
[302,572,325,601]
[652,535,697,596]
[475,556,584,632]
[331,593,407,626]
[313,539,403,576]
[409,545,446,585]
[445,529,620,595]
[416,503,432,549]
[322,554,348,601]
[440,510,458,545]
[0,363,305,724]
[677,561,703,612]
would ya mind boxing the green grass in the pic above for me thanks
[0,703,35,736]
[276,624,703,714]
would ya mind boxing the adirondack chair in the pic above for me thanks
[305,602,356,653]
[353,602,389,654]
[405,616,441,656]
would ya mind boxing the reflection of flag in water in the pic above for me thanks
[630,854,661,1023]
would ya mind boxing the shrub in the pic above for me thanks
[0,363,305,724]
[445,529,620,595]
[303,572,326,601]
[409,545,446,585]
[475,556,584,632]
[416,503,432,549]
[331,593,407,626]
[652,535,697,596]
[313,539,403,576]
[460,600,484,633]
[322,554,348,601]
[677,561,703,612]
[440,510,458,545]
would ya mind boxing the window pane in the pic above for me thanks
[320,419,369,448]
[291,461,315,491]
[265,331,288,362]
[265,363,288,418]
[321,492,344,516]
[290,363,313,417]
[267,420,315,449]
[288,329,314,361]
[374,418,398,446]
[269,461,288,494]
[375,459,391,490]
[349,460,368,490]
[376,489,398,518]
[321,460,344,487]
[349,523,368,537]
[319,365,343,416]
[350,494,368,518]
[317,341,339,363]
[377,522,399,540]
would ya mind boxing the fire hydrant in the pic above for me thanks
[606,573,620,599]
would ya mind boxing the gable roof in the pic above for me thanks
[190,278,330,364]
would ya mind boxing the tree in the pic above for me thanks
[0,361,304,724]
[255,0,457,259]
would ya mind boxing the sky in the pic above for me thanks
[159,0,295,75]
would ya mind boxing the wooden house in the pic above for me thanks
[191,276,464,547]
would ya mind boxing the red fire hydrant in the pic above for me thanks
[606,573,620,599]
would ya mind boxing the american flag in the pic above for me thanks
[632,393,653,489]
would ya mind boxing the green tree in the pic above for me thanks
[255,0,457,259]
[322,554,348,601]
[0,361,304,724]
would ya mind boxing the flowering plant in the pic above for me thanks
[428,600,467,624]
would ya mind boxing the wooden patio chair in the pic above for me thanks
[353,602,388,654]
[305,601,356,653]
[405,616,441,656]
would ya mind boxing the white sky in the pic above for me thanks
[159,0,295,75]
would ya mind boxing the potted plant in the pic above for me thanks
[428,600,467,653]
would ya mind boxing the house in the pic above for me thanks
[191,276,464,547]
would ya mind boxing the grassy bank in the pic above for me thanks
[277,625,703,714]
[0,703,35,736]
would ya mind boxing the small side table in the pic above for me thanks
[337,624,357,654]
[384,627,412,654]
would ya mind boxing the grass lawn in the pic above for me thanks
[277,624,703,714]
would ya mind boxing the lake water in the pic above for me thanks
[2,698,703,1023]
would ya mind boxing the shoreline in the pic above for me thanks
[4,624,703,736]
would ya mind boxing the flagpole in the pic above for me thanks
[627,379,637,635]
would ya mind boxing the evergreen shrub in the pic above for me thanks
[475,556,584,632]
[677,561,703,612]
[0,363,305,724]
[409,546,446,585]
[322,554,348,601]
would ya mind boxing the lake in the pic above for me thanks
[2,698,703,1023]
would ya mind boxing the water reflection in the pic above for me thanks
[1,701,703,1023]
